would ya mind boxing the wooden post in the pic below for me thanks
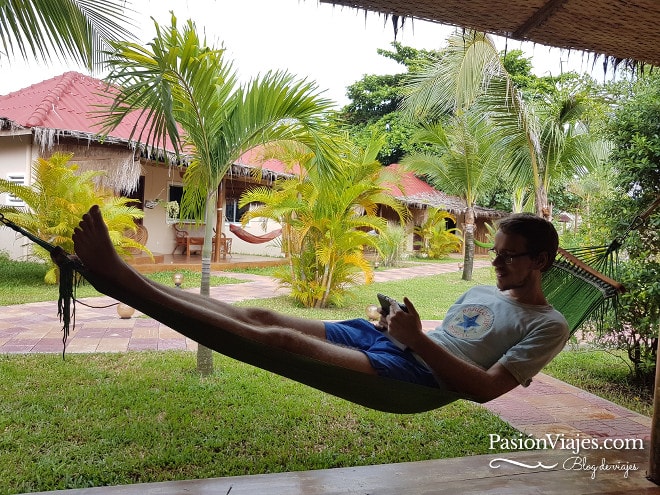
[644,198,660,482]
[648,328,660,484]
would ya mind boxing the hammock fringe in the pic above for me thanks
[542,247,625,335]
[57,261,77,358]
[0,213,79,356]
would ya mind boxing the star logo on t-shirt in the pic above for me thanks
[444,304,495,339]
[458,314,480,331]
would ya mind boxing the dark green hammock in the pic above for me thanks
[543,196,660,335]
[0,212,625,414]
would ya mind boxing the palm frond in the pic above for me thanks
[0,0,136,70]
[400,30,501,119]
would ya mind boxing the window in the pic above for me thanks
[225,198,250,223]
[167,184,193,222]
[5,173,25,206]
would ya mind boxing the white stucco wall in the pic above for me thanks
[0,139,283,260]
[0,132,36,260]
[140,163,186,255]
[138,163,284,258]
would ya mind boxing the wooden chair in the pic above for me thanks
[172,224,188,255]
[125,223,149,255]
[172,224,204,258]
[212,232,232,261]
[219,232,232,259]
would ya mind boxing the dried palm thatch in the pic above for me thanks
[321,0,660,68]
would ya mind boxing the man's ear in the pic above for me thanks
[535,251,550,271]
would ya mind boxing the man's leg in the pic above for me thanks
[141,276,329,339]
[69,206,376,375]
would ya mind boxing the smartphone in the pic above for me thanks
[377,293,408,315]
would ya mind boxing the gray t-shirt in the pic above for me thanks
[426,285,569,387]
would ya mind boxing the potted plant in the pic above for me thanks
[165,200,179,223]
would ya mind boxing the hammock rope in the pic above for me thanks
[544,195,659,335]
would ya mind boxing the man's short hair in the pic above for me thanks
[497,213,559,272]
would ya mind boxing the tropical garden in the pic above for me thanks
[0,1,659,492]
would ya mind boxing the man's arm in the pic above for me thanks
[387,297,519,402]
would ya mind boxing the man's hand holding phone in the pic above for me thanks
[377,293,408,315]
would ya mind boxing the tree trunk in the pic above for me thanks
[648,326,660,483]
[535,182,550,219]
[462,209,475,281]
[196,345,214,376]
[212,179,225,262]
[197,194,216,377]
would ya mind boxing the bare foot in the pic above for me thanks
[72,205,130,295]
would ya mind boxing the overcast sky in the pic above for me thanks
[0,0,613,107]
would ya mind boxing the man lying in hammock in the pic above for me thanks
[54,205,568,405]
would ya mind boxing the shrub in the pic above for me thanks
[373,223,407,267]
[414,209,462,259]
[0,152,147,283]
[596,258,660,386]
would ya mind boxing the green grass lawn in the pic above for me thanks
[543,347,654,417]
[0,259,514,494]
[233,266,494,321]
[0,352,518,494]
[0,254,245,305]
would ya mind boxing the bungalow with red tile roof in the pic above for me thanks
[382,164,506,253]
[0,71,290,260]
[0,72,503,263]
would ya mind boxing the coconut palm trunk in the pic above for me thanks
[462,208,476,281]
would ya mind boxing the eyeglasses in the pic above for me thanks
[488,249,531,264]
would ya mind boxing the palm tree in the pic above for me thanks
[413,209,462,259]
[566,154,615,236]
[100,15,335,374]
[401,112,501,280]
[0,0,135,71]
[485,82,608,219]
[533,90,611,216]
[240,135,408,308]
[401,30,607,220]
[400,31,547,216]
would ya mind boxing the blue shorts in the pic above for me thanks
[324,319,440,388]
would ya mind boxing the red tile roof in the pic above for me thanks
[236,146,303,177]
[384,164,506,218]
[0,71,176,152]
[384,163,438,197]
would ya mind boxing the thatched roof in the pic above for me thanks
[0,72,184,193]
[397,191,508,219]
[320,0,660,68]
